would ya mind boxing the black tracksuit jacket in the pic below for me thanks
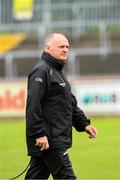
[26,51,90,156]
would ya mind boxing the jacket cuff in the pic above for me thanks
[28,127,46,138]
[74,118,91,132]
[82,119,91,131]
[34,132,46,139]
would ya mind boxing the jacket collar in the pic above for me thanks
[41,51,65,71]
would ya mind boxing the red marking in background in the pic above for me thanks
[0,90,25,110]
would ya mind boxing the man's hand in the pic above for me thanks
[85,125,97,139]
[36,136,49,151]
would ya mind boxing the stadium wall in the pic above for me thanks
[0,78,120,119]
[71,76,120,116]
[0,80,27,118]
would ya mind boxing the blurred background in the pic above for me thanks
[0,0,120,179]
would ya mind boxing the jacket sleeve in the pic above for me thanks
[26,67,48,138]
[72,93,90,132]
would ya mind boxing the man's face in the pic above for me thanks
[45,35,69,63]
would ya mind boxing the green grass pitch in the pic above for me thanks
[0,117,120,180]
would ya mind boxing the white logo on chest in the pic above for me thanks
[60,83,66,87]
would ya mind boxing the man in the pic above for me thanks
[25,33,97,179]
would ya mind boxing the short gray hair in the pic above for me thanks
[45,33,55,45]
[45,33,67,45]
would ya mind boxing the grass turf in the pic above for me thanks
[0,117,120,179]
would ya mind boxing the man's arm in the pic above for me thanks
[26,67,49,150]
[72,93,90,131]
[72,93,97,138]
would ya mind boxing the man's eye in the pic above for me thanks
[60,46,69,48]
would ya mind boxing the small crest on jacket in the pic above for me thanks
[35,77,43,83]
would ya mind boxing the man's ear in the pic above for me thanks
[45,45,49,52]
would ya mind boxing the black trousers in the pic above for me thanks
[25,149,76,180]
